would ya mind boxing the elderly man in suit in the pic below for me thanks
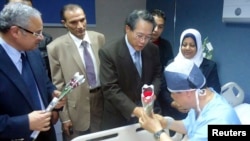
[99,9,162,130]
[47,4,105,141]
[7,0,54,81]
[0,3,65,141]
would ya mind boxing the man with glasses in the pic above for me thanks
[0,3,65,141]
[7,0,54,81]
[99,9,162,130]
[15,25,43,37]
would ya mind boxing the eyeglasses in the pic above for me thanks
[16,25,43,38]
[134,32,152,42]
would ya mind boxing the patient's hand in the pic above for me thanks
[154,114,167,128]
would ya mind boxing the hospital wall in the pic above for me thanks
[147,0,250,103]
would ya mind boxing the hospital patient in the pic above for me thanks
[139,59,241,141]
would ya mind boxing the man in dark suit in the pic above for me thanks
[7,0,53,80]
[0,3,65,141]
[99,9,162,130]
[151,9,174,117]
[38,32,53,80]
[151,9,173,72]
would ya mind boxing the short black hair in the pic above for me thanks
[151,9,166,22]
[60,4,83,21]
[125,9,156,31]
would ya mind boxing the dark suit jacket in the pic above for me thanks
[99,37,162,130]
[200,58,221,93]
[38,32,53,80]
[157,37,174,72]
[154,37,174,116]
[0,46,56,141]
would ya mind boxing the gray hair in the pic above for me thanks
[125,9,156,31]
[0,2,41,33]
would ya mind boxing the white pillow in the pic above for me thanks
[234,103,250,124]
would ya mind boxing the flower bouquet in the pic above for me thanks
[202,37,213,60]
[31,72,85,141]
[141,84,154,117]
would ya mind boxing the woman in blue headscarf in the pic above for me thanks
[171,28,221,114]
[175,28,221,93]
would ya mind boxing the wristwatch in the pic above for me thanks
[154,129,165,140]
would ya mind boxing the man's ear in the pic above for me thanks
[10,26,20,38]
[61,20,67,28]
[125,25,131,33]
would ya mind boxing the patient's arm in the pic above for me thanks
[154,114,186,134]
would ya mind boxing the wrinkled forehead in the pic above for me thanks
[28,16,43,30]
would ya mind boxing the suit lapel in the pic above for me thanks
[66,34,85,73]
[26,50,49,106]
[118,39,141,78]
[88,31,100,68]
[0,46,34,109]
[141,43,155,79]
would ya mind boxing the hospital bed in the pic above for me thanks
[221,82,250,124]
[72,82,249,141]
[71,117,183,141]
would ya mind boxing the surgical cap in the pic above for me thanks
[164,59,206,92]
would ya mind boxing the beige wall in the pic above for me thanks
[43,0,146,43]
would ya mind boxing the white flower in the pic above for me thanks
[31,72,85,140]
[202,37,214,60]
